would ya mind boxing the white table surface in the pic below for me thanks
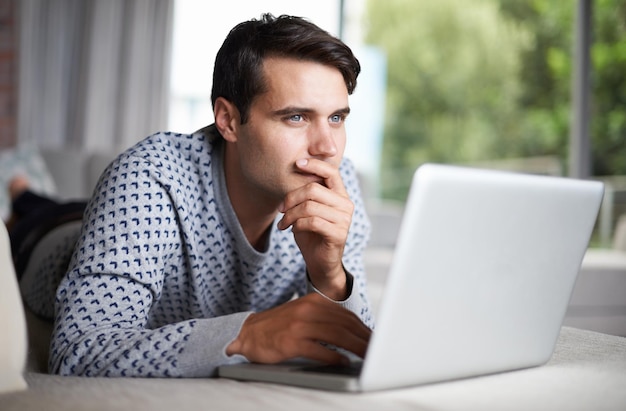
[2,327,625,411]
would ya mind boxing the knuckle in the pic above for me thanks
[307,215,322,229]
[339,212,352,227]
[302,201,316,214]
[305,183,322,197]
[293,216,318,232]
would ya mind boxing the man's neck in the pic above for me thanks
[222,145,279,252]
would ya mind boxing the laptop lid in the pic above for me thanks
[219,163,604,392]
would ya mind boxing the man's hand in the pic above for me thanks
[277,158,354,300]
[226,293,371,364]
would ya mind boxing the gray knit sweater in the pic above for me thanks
[48,125,373,377]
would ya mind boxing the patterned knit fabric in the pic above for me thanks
[20,221,83,319]
[48,124,372,377]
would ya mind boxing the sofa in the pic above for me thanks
[1,145,626,410]
[0,145,116,222]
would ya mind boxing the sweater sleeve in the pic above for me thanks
[49,150,248,377]
[50,272,251,377]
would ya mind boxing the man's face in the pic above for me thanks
[229,57,350,204]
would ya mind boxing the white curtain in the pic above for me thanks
[18,0,173,154]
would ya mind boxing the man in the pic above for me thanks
[49,13,373,378]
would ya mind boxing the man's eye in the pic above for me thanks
[330,114,345,123]
[289,114,303,122]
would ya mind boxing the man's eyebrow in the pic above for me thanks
[272,106,313,116]
[271,106,351,116]
[333,107,351,116]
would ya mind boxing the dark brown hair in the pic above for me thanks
[211,13,360,123]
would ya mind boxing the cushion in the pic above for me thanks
[0,145,57,222]
[0,222,28,393]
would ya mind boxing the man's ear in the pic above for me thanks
[214,97,240,143]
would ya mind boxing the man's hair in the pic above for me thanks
[211,13,361,124]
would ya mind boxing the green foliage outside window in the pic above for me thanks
[365,0,626,201]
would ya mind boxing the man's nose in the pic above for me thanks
[308,123,338,158]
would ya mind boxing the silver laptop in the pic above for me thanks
[218,163,604,392]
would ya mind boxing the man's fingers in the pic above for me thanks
[288,321,369,361]
[229,293,371,364]
[296,341,351,366]
[278,186,353,231]
[295,158,346,192]
[281,180,351,213]
[304,325,369,358]
[289,295,371,357]
[292,293,368,330]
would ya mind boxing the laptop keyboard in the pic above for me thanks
[299,363,363,377]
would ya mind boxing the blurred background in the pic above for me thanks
[1,0,625,335]
[2,0,625,242]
